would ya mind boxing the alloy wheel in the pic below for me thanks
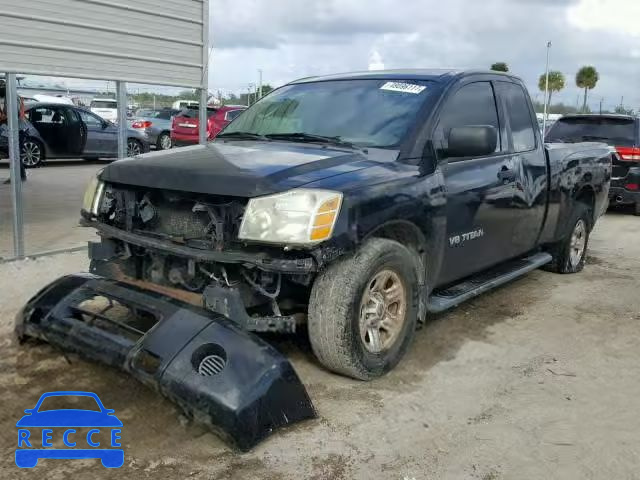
[359,269,407,353]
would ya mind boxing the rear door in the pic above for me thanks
[434,81,522,286]
[63,107,87,155]
[27,105,71,155]
[494,81,546,255]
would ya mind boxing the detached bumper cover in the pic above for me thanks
[15,274,315,451]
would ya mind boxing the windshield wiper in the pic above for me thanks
[264,132,361,150]
[217,131,268,141]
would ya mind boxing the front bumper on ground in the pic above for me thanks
[15,274,316,451]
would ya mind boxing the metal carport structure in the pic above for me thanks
[0,0,210,259]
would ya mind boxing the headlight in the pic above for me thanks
[81,173,105,216]
[238,189,342,246]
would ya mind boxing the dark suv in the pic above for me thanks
[546,114,640,215]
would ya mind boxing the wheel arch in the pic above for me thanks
[362,220,428,286]
[574,184,596,228]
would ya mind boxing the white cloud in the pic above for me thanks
[368,49,385,71]
[568,0,640,37]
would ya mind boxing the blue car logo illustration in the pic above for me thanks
[16,391,123,468]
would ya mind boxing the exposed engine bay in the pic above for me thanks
[86,183,321,333]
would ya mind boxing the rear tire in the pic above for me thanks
[544,202,592,274]
[156,132,172,150]
[127,139,143,157]
[634,202,640,216]
[308,238,419,380]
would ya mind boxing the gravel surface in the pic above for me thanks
[1,212,639,479]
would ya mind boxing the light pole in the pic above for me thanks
[258,69,263,99]
[542,41,552,137]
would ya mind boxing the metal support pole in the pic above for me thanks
[199,87,208,145]
[258,69,263,99]
[7,73,24,258]
[116,81,127,159]
[542,41,551,137]
[199,0,209,145]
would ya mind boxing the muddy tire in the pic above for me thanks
[544,202,592,274]
[308,238,419,380]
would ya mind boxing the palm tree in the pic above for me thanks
[491,62,509,72]
[576,66,599,113]
[538,71,565,107]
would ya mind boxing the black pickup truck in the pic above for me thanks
[17,70,611,449]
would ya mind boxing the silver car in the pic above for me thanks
[128,108,179,150]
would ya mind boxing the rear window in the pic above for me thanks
[225,109,244,121]
[154,109,179,120]
[176,107,218,119]
[546,117,637,146]
[91,101,117,109]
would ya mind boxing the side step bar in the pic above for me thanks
[427,252,552,313]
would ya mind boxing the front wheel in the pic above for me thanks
[544,202,591,274]
[308,238,419,380]
[127,139,143,157]
[21,138,44,168]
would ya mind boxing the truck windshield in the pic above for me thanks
[546,117,636,146]
[222,79,433,148]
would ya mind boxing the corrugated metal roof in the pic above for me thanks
[0,0,208,88]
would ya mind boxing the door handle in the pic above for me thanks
[498,167,516,182]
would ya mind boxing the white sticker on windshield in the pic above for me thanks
[380,82,426,94]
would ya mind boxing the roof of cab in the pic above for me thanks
[290,69,521,85]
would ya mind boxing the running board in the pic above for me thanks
[427,252,552,313]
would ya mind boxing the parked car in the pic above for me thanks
[90,98,118,123]
[546,114,638,215]
[1,103,150,167]
[128,108,179,150]
[171,105,246,146]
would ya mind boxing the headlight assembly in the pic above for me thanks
[81,172,105,216]
[238,189,342,246]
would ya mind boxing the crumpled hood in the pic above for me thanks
[99,141,388,197]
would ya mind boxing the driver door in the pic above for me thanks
[63,107,87,156]
[77,109,108,156]
[433,81,523,286]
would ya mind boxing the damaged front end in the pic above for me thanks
[15,274,316,451]
[84,183,326,334]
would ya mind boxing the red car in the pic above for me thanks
[171,105,246,146]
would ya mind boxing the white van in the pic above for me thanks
[171,99,199,110]
[90,98,118,123]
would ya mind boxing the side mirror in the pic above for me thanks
[102,121,110,130]
[447,125,497,158]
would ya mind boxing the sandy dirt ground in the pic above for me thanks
[1,211,639,479]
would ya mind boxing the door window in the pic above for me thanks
[497,82,536,152]
[78,109,104,127]
[29,106,67,125]
[433,82,501,160]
